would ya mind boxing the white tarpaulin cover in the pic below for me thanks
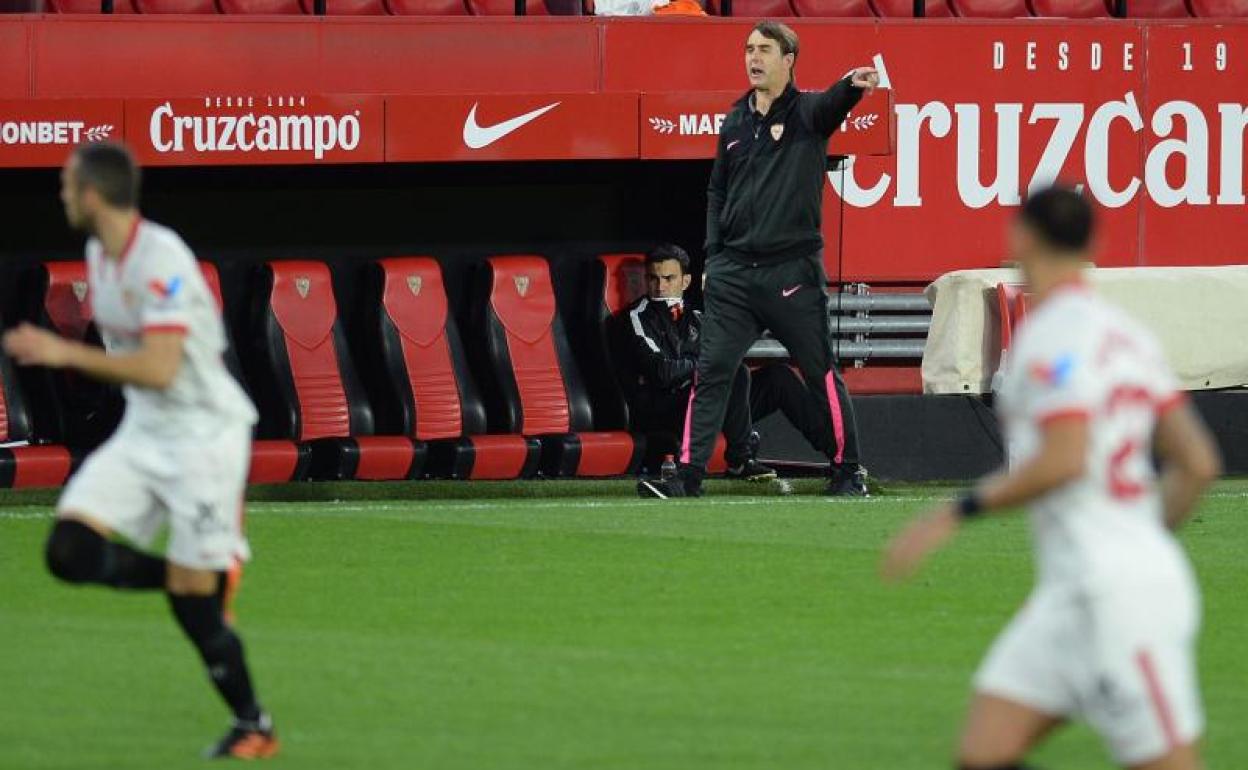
[921,266,1248,394]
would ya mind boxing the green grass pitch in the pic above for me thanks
[1,480,1245,770]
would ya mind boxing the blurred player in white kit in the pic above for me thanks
[882,185,1221,770]
[2,142,279,760]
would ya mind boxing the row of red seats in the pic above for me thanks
[718,0,1241,17]
[0,254,709,488]
[43,0,559,14]
[39,0,1247,15]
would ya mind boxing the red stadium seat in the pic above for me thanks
[596,253,647,317]
[467,0,581,13]
[199,261,310,483]
[298,0,387,11]
[219,0,303,12]
[0,353,73,489]
[1124,0,1191,14]
[584,254,645,441]
[250,261,421,481]
[29,262,123,451]
[473,256,644,478]
[46,0,138,11]
[1028,0,1110,14]
[708,0,795,14]
[870,0,952,15]
[1186,0,1241,13]
[791,0,873,14]
[384,0,466,12]
[358,257,541,480]
[996,283,1030,363]
[951,0,1031,14]
[134,0,219,11]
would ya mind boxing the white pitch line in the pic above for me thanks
[3,489,1247,521]
[0,496,932,520]
[248,496,938,516]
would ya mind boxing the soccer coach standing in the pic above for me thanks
[642,22,879,499]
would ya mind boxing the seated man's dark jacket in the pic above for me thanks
[619,296,700,412]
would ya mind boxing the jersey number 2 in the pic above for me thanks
[1109,438,1145,500]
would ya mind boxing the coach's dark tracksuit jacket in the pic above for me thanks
[684,77,866,474]
[622,295,828,470]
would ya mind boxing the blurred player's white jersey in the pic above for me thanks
[997,280,1189,590]
[983,279,1202,765]
[85,218,257,438]
[60,218,257,570]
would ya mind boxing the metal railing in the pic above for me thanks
[748,338,927,360]
[746,286,932,363]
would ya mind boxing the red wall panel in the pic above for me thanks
[602,19,882,92]
[0,23,30,99]
[318,19,600,94]
[29,18,321,98]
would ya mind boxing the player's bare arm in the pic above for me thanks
[880,415,1089,582]
[2,322,185,391]
[1154,400,1222,530]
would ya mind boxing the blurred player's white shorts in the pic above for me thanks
[974,575,1203,766]
[58,419,252,571]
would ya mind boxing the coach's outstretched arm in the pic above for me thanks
[879,414,1089,582]
[2,323,185,391]
[1154,400,1222,530]
[809,67,878,138]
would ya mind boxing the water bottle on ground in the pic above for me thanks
[660,454,677,482]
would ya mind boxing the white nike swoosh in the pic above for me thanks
[726,139,741,151]
[782,286,801,297]
[463,101,561,149]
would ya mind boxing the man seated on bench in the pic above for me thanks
[618,243,824,483]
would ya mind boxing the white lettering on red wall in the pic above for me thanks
[829,94,1246,210]
[0,121,112,146]
[148,102,362,160]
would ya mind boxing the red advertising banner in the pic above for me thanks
[639,89,894,160]
[1139,24,1247,266]
[0,17,1243,280]
[386,93,638,163]
[827,23,1151,280]
[123,95,385,167]
[0,99,124,169]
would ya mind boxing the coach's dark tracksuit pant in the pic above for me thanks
[682,250,860,473]
[634,364,753,468]
[637,363,822,469]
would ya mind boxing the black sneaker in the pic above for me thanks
[638,474,698,499]
[204,713,280,759]
[824,465,869,497]
[724,458,778,482]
